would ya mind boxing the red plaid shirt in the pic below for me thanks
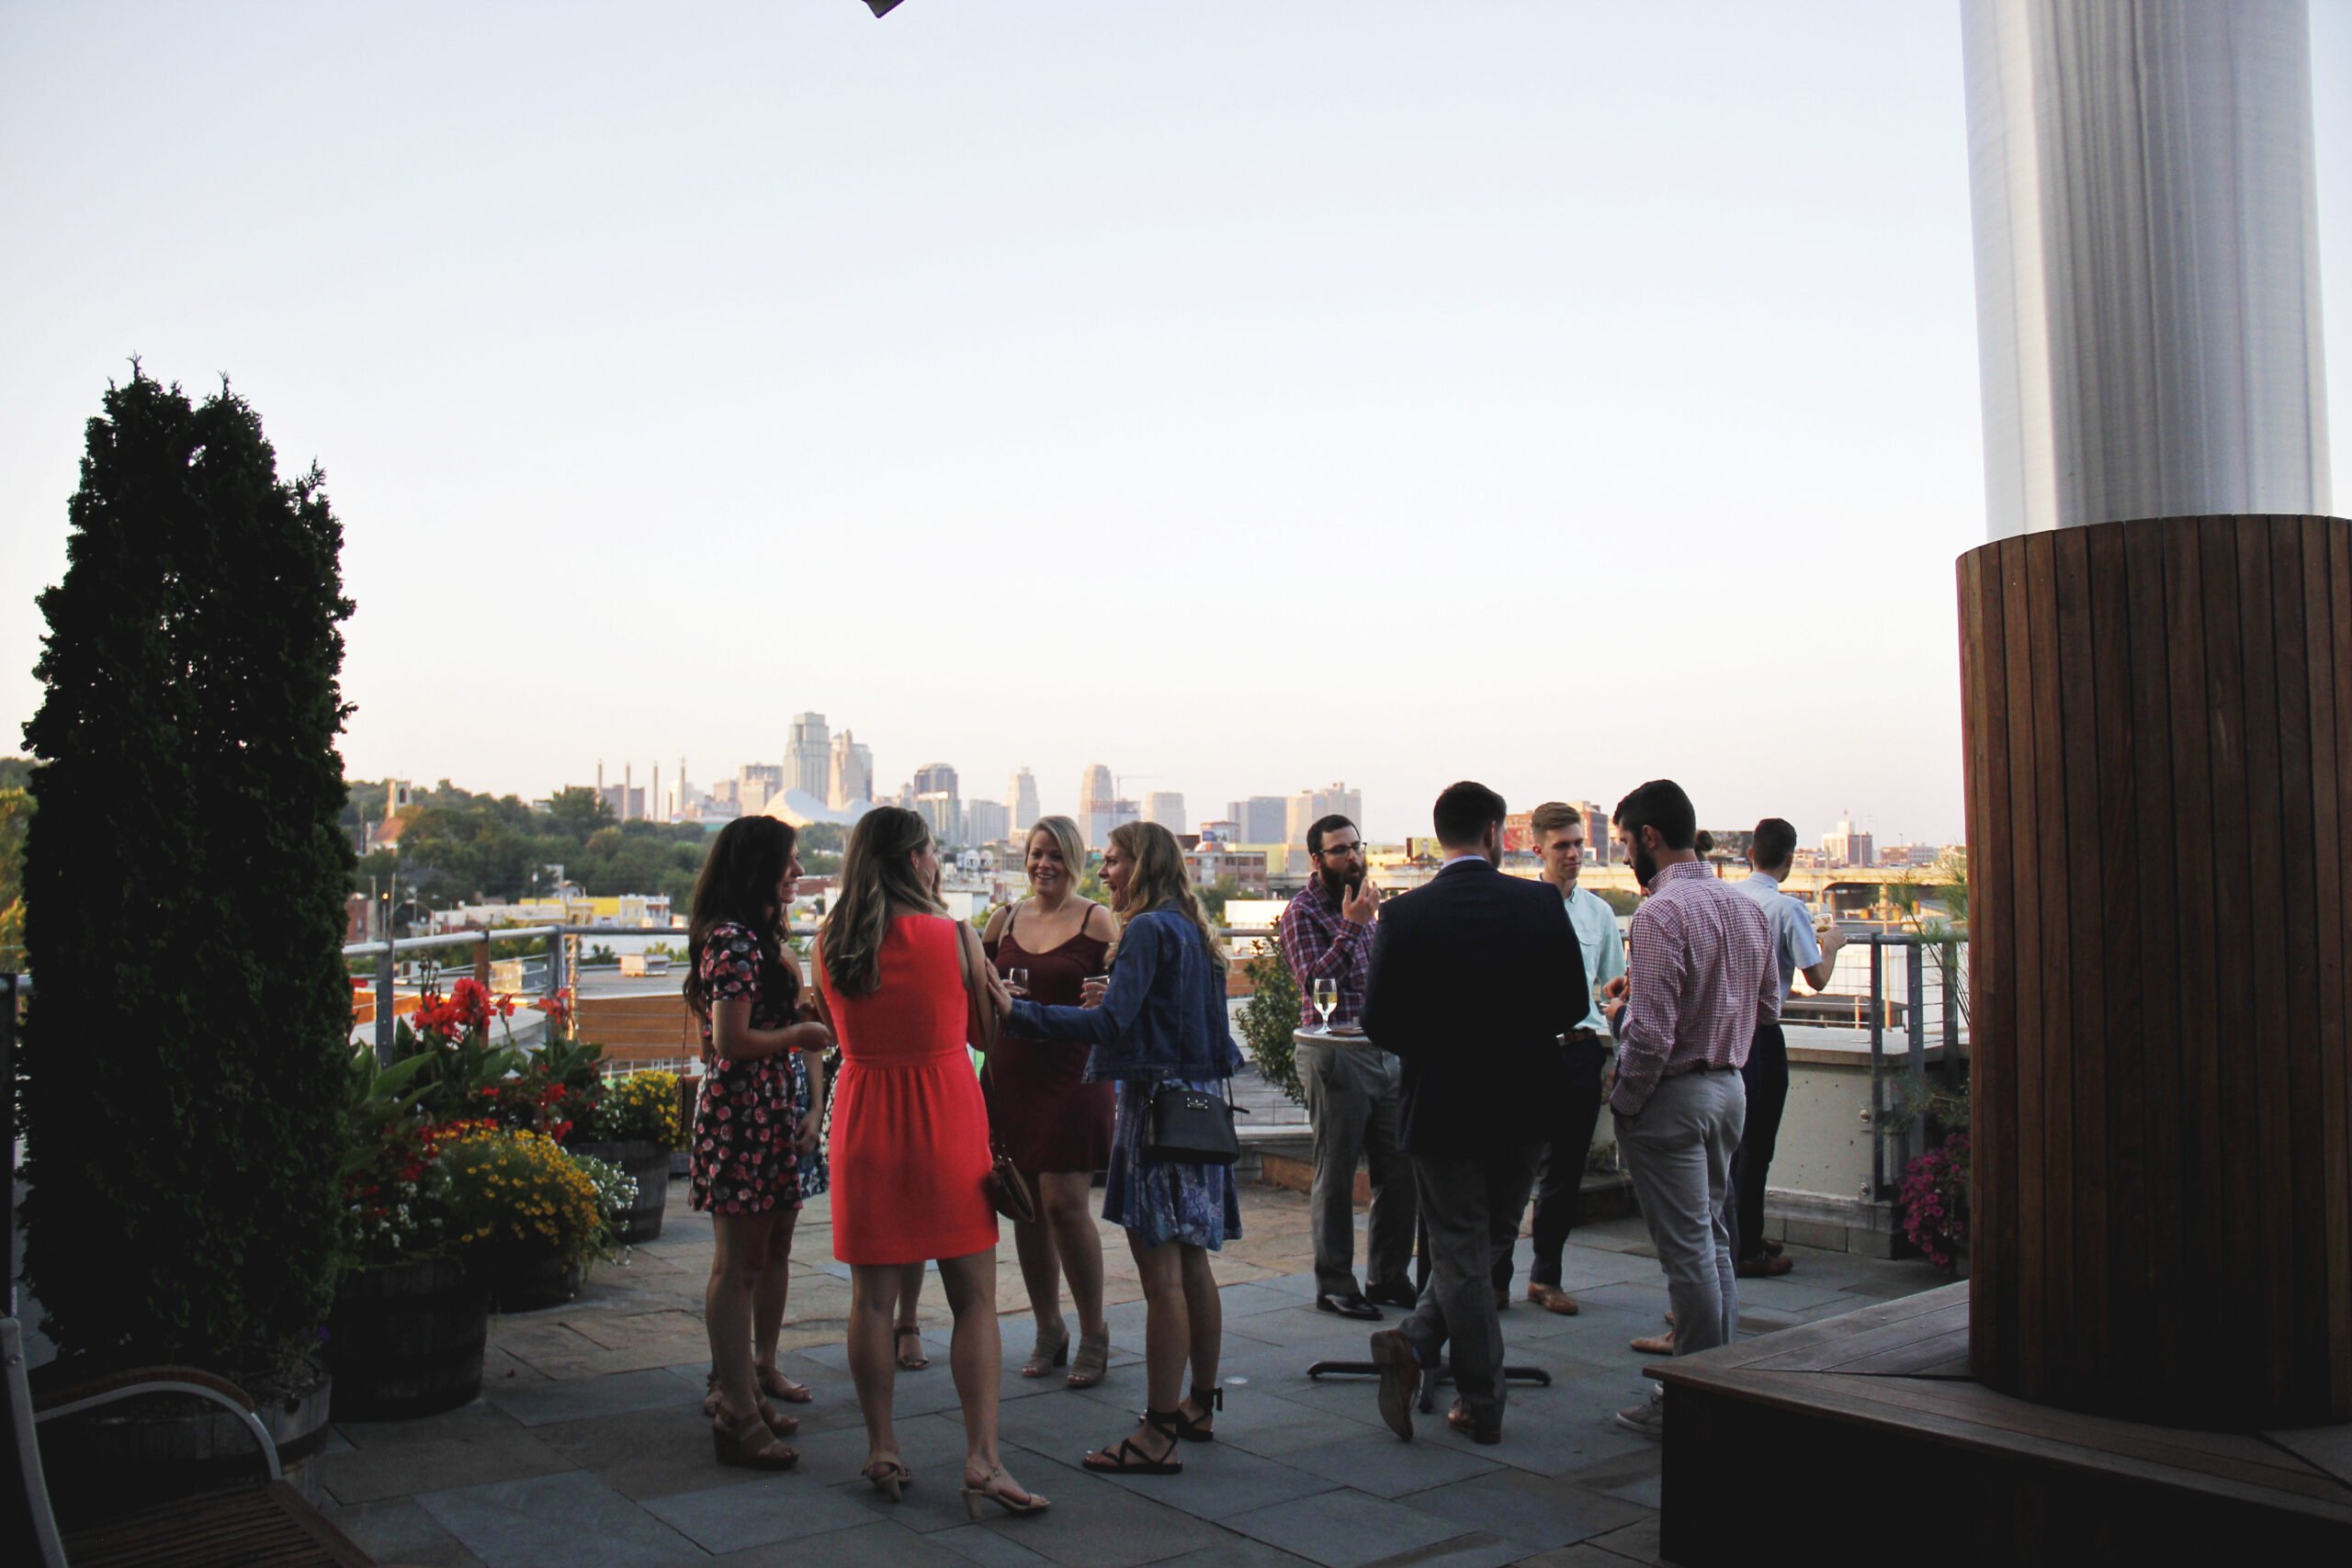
[1611,859,1780,1117]
[1277,876,1374,1030]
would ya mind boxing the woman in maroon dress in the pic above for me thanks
[980,815,1117,1387]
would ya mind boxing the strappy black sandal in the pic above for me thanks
[1170,1383,1221,1443]
[1082,1409,1183,1474]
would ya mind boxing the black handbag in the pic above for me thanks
[1144,1077,1248,1166]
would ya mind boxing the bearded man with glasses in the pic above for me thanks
[1276,814,1418,1318]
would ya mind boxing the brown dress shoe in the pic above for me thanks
[1444,1399,1502,1444]
[1631,1329,1675,1355]
[1368,1329,1420,1440]
[1525,1284,1580,1315]
[1735,1255,1793,1279]
[1762,1237,1784,1258]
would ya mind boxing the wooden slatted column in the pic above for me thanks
[1959,514,2352,1428]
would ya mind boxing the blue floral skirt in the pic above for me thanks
[1102,1077,1242,1250]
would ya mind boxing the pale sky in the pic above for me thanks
[5,2,2348,844]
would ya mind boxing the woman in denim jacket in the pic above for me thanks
[1004,820,1242,1476]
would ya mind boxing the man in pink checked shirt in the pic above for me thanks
[1601,779,1778,1439]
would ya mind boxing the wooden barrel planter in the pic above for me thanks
[37,1361,334,1521]
[568,1138,671,1244]
[326,1256,489,1420]
[491,1256,584,1313]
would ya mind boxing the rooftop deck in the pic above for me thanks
[300,1178,1951,1568]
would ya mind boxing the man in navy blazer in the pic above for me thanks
[1360,780,1590,1442]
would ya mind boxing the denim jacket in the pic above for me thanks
[1004,908,1243,1082]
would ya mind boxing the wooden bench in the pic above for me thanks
[1649,1283,2352,1563]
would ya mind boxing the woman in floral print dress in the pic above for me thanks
[684,816,831,1470]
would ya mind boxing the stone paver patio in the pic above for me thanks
[313,1178,1951,1568]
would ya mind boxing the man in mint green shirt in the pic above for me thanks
[1499,802,1628,1314]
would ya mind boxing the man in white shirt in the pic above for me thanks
[1727,818,1846,1277]
[1499,802,1629,1314]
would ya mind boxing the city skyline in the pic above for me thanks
[501,743,1944,852]
[6,6,2346,848]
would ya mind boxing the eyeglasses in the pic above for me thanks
[1315,842,1363,859]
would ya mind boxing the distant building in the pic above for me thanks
[1823,816,1877,868]
[914,761,959,797]
[1080,763,1115,848]
[828,730,872,810]
[1185,846,1269,897]
[914,790,962,846]
[739,763,785,817]
[1199,819,1240,844]
[786,713,830,799]
[1286,783,1363,847]
[965,797,1010,846]
[1006,768,1039,833]
[598,784,644,821]
[1147,792,1186,832]
[1227,796,1289,845]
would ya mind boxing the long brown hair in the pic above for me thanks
[684,815,799,1019]
[1108,820,1226,974]
[820,806,944,998]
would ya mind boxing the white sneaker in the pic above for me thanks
[1613,1391,1665,1438]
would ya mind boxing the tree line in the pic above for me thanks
[345,780,848,911]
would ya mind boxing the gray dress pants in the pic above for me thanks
[1296,1041,1417,1297]
[1397,1145,1544,1426]
[1615,1068,1747,1357]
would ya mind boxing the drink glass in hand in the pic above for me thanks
[1004,965,1030,998]
[1313,977,1338,1029]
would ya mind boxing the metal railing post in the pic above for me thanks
[1906,941,1927,1177]
[1868,937,1885,1198]
[5,971,17,1320]
[547,930,566,1001]
[3,971,18,1159]
[374,940,396,1066]
[474,931,492,993]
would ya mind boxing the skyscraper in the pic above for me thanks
[1147,792,1187,833]
[913,764,961,847]
[739,762,785,816]
[1006,767,1039,833]
[914,792,961,846]
[786,713,830,800]
[1288,784,1363,846]
[964,798,1009,846]
[828,730,872,809]
[1080,763,1115,849]
[1228,797,1289,844]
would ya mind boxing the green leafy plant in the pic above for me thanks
[1238,939,1305,1105]
[19,368,356,1370]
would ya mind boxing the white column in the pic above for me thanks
[1962,0,2331,536]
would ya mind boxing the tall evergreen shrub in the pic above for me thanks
[20,369,356,1369]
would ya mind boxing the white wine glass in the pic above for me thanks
[1006,966,1030,998]
[1313,977,1338,1029]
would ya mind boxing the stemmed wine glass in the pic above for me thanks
[1004,966,1030,999]
[1313,977,1338,1030]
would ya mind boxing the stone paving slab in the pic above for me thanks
[1221,1486,1475,1568]
[315,1179,1951,1568]
[414,1470,704,1568]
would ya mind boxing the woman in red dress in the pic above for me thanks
[814,807,1046,1519]
[980,814,1116,1386]
[684,816,833,1471]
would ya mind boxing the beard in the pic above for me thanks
[1630,840,1659,891]
[1320,865,1362,900]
